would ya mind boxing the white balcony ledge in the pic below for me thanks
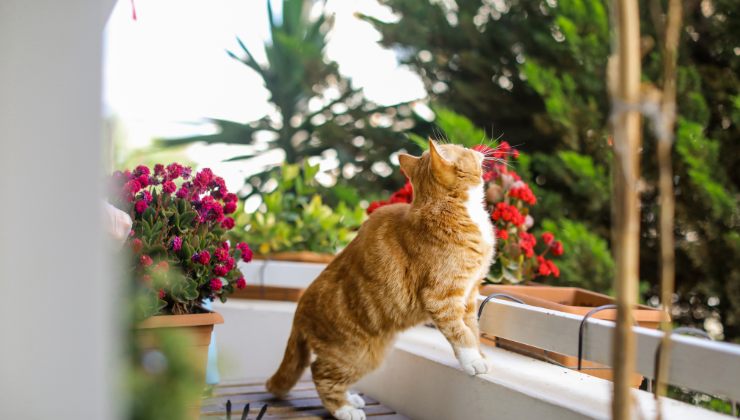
[357,326,729,420]
[213,299,732,419]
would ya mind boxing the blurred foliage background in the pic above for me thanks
[145,0,737,342]
[158,0,428,196]
[362,0,739,342]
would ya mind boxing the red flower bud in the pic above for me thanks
[140,255,153,267]
[542,232,555,245]
[551,241,564,256]
[131,238,143,254]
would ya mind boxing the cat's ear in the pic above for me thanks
[398,153,419,178]
[428,139,454,181]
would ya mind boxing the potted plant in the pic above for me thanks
[109,163,254,417]
[230,162,365,301]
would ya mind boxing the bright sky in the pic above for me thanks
[103,0,426,152]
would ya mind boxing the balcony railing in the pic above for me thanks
[477,296,740,405]
[215,259,740,419]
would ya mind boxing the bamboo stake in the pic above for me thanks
[610,0,642,419]
[654,1,683,418]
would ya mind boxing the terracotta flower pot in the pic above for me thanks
[136,311,224,419]
[479,285,666,387]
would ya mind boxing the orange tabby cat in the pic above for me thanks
[266,140,495,420]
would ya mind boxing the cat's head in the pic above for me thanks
[398,140,485,199]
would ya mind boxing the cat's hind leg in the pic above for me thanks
[346,391,365,408]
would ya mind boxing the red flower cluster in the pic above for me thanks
[508,184,537,205]
[492,202,526,226]
[537,256,560,277]
[367,181,413,215]
[518,232,537,257]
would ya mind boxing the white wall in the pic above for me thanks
[213,299,303,382]
[0,1,116,419]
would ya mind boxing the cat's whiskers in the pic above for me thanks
[482,156,514,169]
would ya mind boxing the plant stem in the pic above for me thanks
[610,0,643,418]
[654,1,682,418]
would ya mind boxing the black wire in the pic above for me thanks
[477,293,525,320]
[577,304,618,370]
[241,402,250,420]
[255,404,269,420]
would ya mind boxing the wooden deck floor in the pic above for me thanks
[201,380,409,419]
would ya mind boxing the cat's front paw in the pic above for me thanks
[457,347,491,376]
[333,405,366,420]
[461,357,491,375]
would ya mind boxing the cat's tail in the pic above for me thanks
[266,326,311,397]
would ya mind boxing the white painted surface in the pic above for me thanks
[238,260,327,288]
[213,299,302,382]
[357,327,731,420]
[478,296,740,402]
[0,1,117,419]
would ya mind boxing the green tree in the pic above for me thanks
[367,0,739,340]
[160,0,420,195]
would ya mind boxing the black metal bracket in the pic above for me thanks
[477,293,525,321]
[577,304,617,371]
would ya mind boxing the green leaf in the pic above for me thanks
[180,211,197,227]
[143,207,156,224]
[182,279,199,300]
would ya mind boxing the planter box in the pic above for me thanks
[479,285,665,387]
[256,251,334,264]
[136,311,224,419]
[233,253,330,301]
[233,284,305,302]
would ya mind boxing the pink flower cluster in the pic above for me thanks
[110,163,254,307]
[111,164,238,229]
